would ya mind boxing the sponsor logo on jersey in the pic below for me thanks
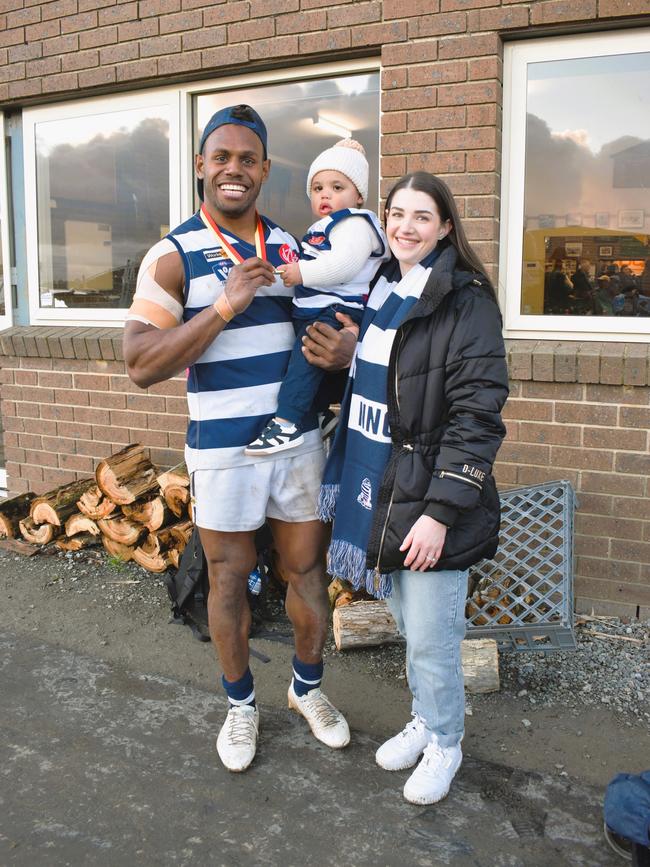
[204,247,227,263]
[279,243,299,264]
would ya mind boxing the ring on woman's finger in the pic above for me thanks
[425,554,437,562]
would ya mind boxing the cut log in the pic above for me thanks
[162,485,190,518]
[132,528,173,573]
[19,516,60,545]
[169,519,193,547]
[65,512,100,537]
[97,515,147,547]
[76,485,117,520]
[0,492,37,538]
[0,537,40,556]
[460,639,500,694]
[56,532,100,552]
[102,536,135,562]
[95,443,158,505]
[122,495,170,531]
[168,548,181,569]
[332,600,500,694]
[157,462,189,491]
[30,478,96,527]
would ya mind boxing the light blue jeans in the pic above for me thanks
[387,568,468,748]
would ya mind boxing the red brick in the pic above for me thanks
[384,0,440,15]
[469,57,502,81]
[382,131,436,155]
[502,399,553,421]
[61,49,99,71]
[299,28,351,53]
[79,25,117,48]
[91,424,131,443]
[478,5,529,29]
[382,40,438,67]
[157,53,199,77]
[381,112,407,134]
[118,18,158,40]
[576,556,641,582]
[98,2,138,25]
[436,127,496,151]
[531,0,597,24]
[576,513,643,541]
[42,0,78,21]
[522,381,583,400]
[583,426,646,451]
[135,429,169,448]
[615,451,650,476]
[574,535,610,558]
[553,445,613,471]
[599,0,650,14]
[439,32,499,60]
[250,34,299,60]
[383,85,436,112]
[437,80,498,106]
[41,33,79,56]
[124,393,166,413]
[201,43,248,68]
[0,30,26,49]
[180,27,223,51]
[382,66,407,89]
[409,60,467,87]
[228,17,274,42]
[327,0,378,27]
[147,412,187,433]
[8,43,42,62]
[159,9,202,33]
[467,103,498,126]
[575,575,650,607]
[442,0,497,8]
[614,496,650,521]
[42,70,79,92]
[380,155,407,177]
[465,195,497,217]
[116,58,158,82]
[554,402,616,426]
[25,20,59,41]
[61,10,98,33]
[581,471,644,497]
[408,11,466,38]
[41,468,80,487]
[53,388,89,407]
[138,0,181,16]
[408,106,466,131]
[40,435,74,454]
[406,152,466,174]
[7,6,40,27]
[59,453,95,473]
[277,8,326,33]
[203,1,249,24]
[79,66,116,88]
[618,405,650,429]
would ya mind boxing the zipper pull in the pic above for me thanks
[403,442,413,452]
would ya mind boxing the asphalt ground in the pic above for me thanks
[0,630,621,867]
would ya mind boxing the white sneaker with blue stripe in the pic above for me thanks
[245,418,305,456]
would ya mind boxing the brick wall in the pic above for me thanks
[0,328,186,491]
[1,0,648,277]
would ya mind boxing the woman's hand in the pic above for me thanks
[301,311,358,370]
[399,515,447,572]
[278,261,302,287]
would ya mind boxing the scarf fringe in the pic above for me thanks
[327,539,393,600]
[317,483,339,522]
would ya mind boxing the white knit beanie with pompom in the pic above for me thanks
[306,139,369,202]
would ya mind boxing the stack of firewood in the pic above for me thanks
[0,444,193,573]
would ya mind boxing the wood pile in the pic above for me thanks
[0,444,192,573]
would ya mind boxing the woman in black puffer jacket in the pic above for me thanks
[320,172,508,806]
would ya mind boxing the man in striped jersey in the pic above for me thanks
[123,105,352,772]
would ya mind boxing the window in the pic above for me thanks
[192,72,380,238]
[501,30,650,340]
[0,113,11,332]
[20,62,378,327]
[24,91,179,326]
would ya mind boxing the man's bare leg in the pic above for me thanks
[269,517,350,748]
[198,526,259,772]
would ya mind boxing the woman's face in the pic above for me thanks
[385,188,451,274]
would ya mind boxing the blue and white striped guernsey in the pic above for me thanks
[293,208,387,319]
[167,212,320,471]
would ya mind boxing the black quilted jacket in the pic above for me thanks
[365,243,509,574]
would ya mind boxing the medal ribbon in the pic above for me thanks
[199,204,267,264]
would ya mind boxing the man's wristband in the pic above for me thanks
[213,292,235,323]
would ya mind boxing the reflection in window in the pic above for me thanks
[522,52,650,317]
[194,73,380,239]
[35,107,170,309]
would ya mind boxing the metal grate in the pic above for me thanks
[466,480,576,653]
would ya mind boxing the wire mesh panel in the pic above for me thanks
[466,480,576,653]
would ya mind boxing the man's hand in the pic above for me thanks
[278,261,302,287]
[225,257,275,314]
[301,311,358,371]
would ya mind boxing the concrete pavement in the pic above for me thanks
[0,631,618,867]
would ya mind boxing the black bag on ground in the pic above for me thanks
[163,525,273,642]
[604,770,650,866]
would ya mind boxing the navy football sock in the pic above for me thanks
[292,655,323,697]
[222,667,256,708]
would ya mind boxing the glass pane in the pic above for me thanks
[35,106,170,310]
[194,73,380,239]
[0,216,4,318]
[522,51,650,317]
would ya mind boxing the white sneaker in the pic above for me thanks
[287,682,350,749]
[216,704,259,772]
[375,713,431,771]
[403,738,462,805]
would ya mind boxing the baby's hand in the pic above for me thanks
[279,262,302,287]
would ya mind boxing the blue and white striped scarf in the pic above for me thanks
[319,248,441,599]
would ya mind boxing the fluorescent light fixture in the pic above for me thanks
[313,115,352,138]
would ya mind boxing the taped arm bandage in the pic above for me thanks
[126,238,184,329]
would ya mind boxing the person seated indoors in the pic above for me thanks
[245,139,388,456]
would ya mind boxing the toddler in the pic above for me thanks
[245,139,388,456]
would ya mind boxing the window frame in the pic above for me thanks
[500,28,650,342]
[0,112,12,332]
[23,88,181,327]
[20,59,379,328]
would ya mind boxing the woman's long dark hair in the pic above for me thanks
[385,171,498,302]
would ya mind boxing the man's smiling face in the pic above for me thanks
[196,124,270,220]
